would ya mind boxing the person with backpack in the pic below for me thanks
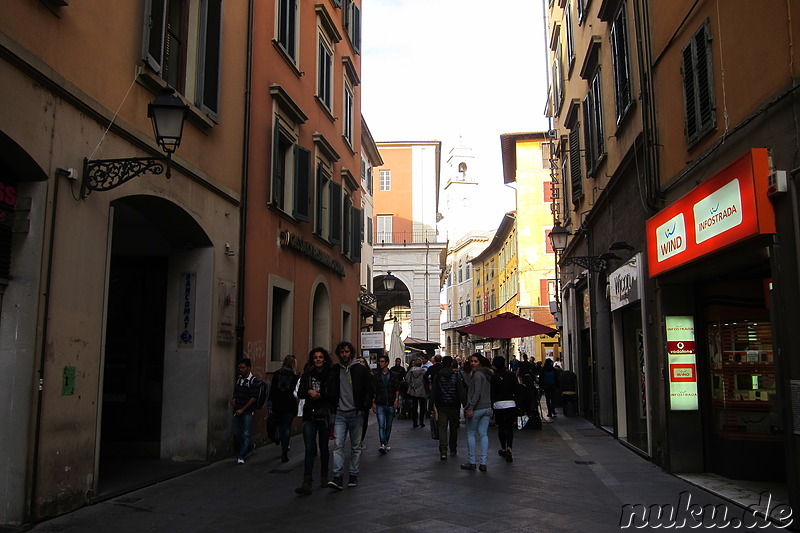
[269,354,300,463]
[405,358,428,428]
[430,356,465,460]
[230,358,262,464]
[294,347,334,495]
[490,356,518,462]
[371,354,402,454]
[540,358,560,418]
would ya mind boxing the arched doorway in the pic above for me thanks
[98,195,212,497]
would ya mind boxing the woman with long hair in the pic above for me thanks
[461,353,493,472]
[269,354,300,463]
[294,348,334,494]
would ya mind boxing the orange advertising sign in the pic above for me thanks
[646,149,775,277]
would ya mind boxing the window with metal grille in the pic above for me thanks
[682,20,716,147]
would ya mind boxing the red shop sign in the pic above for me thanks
[646,149,775,277]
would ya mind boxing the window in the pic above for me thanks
[277,0,299,63]
[476,296,481,315]
[611,4,632,123]
[568,130,581,204]
[459,300,464,319]
[576,0,587,24]
[682,20,715,147]
[379,170,391,191]
[343,0,361,53]
[343,81,354,145]
[582,71,604,176]
[458,264,463,283]
[466,264,471,279]
[317,33,334,110]
[565,2,576,70]
[272,118,311,219]
[466,299,471,317]
[361,157,372,194]
[376,214,392,243]
[366,216,373,244]
[269,277,294,362]
[143,0,222,119]
[329,181,342,245]
[341,190,362,261]
[552,40,564,113]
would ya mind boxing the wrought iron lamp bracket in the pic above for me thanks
[81,155,171,198]
[562,255,608,272]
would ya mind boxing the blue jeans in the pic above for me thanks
[375,405,396,446]
[232,412,254,459]
[302,420,329,477]
[466,408,491,466]
[277,412,295,457]
[332,411,363,477]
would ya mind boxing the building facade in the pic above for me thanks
[546,0,799,511]
[0,0,248,524]
[242,0,366,385]
[500,132,560,362]
[372,141,446,347]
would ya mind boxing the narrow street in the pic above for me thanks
[29,412,788,532]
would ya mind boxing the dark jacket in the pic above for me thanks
[372,369,402,406]
[233,374,260,412]
[490,368,517,404]
[390,364,407,380]
[297,367,334,422]
[431,367,466,408]
[268,367,299,415]
[328,361,374,413]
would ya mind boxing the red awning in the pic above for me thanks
[457,312,557,339]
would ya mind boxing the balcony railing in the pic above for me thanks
[374,230,441,244]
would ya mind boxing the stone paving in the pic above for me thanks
[26,412,791,532]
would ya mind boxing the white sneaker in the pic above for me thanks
[236,458,245,464]
[378,444,386,455]
[384,445,391,451]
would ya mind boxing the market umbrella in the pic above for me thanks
[388,319,405,361]
[457,312,557,339]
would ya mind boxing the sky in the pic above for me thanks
[361,0,551,233]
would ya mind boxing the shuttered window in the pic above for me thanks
[610,4,632,124]
[569,127,583,205]
[330,181,342,245]
[682,20,715,147]
[293,146,311,221]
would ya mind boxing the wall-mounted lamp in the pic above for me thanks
[549,221,620,272]
[609,241,634,251]
[81,88,189,198]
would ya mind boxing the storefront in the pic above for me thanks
[647,149,785,481]
[610,254,651,455]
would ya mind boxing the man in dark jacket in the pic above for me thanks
[327,341,374,490]
[230,358,260,464]
[372,354,401,454]
[430,356,466,460]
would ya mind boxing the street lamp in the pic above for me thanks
[549,221,570,253]
[81,88,190,198]
[383,271,399,291]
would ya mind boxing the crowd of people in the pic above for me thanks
[230,347,568,494]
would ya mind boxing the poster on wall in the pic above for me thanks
[665,316,699,410]
[178,272,197,347]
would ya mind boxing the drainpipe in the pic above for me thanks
[235,0,254,359]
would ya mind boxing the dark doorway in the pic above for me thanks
[100,257,167,458]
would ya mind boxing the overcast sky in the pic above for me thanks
[361,0,551,232]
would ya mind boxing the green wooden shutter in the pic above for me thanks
[293,145,311,221]
[330,181,342,245]
[272,122,283,207]
[352,207,363,262]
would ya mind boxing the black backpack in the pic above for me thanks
[252,377,268,409]
[275,371,293,392]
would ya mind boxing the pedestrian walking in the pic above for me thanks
[461,353,493,472]
[230,358,262,464]
[405,358,427,428]
[541,358,560,418]
[269,354,300,463]
[357,356,371,449]
[294,348,334,495]
[327,341,374,490]
[491,356,517,462]
[372,354,401,454]
[430,355,466,460]
[390,358,407,379]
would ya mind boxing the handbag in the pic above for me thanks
[430,413,440,440]
[311,402,330,424]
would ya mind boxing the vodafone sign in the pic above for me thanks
[647,149,775,277]
[666,316,699,410]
